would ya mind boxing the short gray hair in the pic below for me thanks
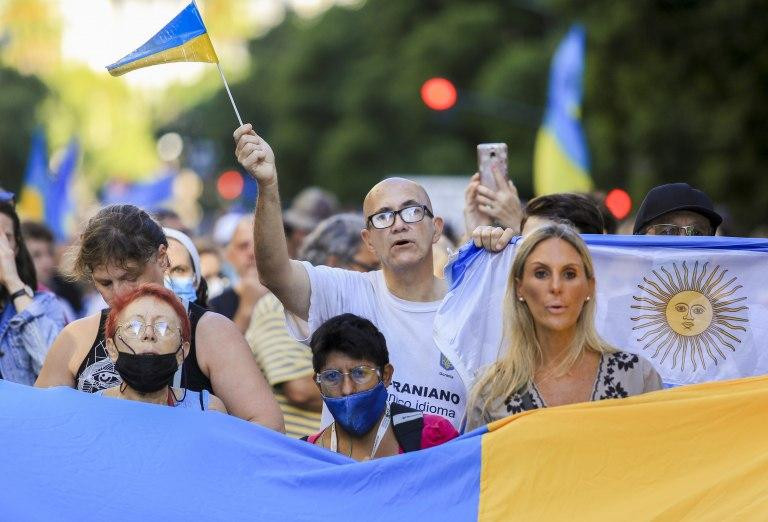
[299,213,364,266]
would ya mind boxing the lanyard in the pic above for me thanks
[330,404,391,460]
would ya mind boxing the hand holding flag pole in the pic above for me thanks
[106,1,242,126]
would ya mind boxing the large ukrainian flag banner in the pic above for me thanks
[106,1,218,76]
[2,377,767,520]
[533,25,592,196]
[437,235,768,391]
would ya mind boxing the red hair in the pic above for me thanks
[105,283,191,342]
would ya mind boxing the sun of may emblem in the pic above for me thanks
[630,261,749,371]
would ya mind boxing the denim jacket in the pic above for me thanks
[0,292,68,385]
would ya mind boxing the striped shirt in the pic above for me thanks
[246,292,321,438]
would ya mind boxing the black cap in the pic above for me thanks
[633,183,722,234]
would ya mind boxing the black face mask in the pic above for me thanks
[114,336,182,394]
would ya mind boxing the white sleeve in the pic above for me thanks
[284,261,373,343]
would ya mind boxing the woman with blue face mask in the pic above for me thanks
[163,228,208,308]
[305,313,458,460]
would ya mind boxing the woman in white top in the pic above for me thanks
[466,224,661,430]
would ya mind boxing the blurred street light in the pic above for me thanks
[420,77,457,111]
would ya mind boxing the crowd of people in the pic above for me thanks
[0,122,730,461]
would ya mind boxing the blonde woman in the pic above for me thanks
[466,224,661,430]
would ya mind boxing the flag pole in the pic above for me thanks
[216,63,243,126]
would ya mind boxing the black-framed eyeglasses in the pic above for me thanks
[647,224,709,237]
[366,205,434,230]
[117,319,180,340]
[315,365,381,392]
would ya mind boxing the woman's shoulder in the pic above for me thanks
[600,350,662,393]
[604,350,658,371]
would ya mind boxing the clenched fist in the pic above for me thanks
[234,124,277,186]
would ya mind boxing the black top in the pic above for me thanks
[74,302,212,393]
[208,287,239,320]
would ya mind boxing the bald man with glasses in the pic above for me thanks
[233,124,514,431]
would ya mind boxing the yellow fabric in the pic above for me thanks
[108,33,218,77]
[533,127,592,196]
[16,189,44,221]
[479,376,768,521]
[246,293,321,439]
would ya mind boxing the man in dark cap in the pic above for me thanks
[633,182,722,236]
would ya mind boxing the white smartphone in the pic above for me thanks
[477,143,508,191]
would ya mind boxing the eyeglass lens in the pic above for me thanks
[121,319,173,338]
[319,366,379,387]
[370,206,426,229]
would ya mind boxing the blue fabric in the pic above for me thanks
[0,292,68,385]
[0,299,15,378]
[449,234,768,289]
[0,381,481,521]
[106,2,207,71]
[101,172,175,207]
[543,24,589,171]
[45,138,78,242]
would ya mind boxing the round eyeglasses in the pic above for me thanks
[315,365,381,395]
[117,319,180,339]
[366,205,434,229]
[647,224,709,237]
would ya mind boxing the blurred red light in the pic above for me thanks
[420,78,457,111]
[217,170,244,200]
[605,188,632,220]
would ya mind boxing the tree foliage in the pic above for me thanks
[0,66,47,192]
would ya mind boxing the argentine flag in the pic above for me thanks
[437,235,768,389]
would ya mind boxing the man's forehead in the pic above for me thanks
[230,218,254,244]
[655,210,710,226]
[363,178,431,214]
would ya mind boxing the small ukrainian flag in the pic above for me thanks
[106,2,218,77]
[533,25,592,196]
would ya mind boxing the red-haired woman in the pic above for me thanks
[101,283,225,411]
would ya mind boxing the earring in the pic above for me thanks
[585,296,591,302]
[518,296,524,302]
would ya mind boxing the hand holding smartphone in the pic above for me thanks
[477,143,508,191]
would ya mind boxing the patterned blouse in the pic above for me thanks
[466,351,662,431]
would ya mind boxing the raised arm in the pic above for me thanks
[234,124,311,320]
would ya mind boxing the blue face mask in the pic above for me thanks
[164,276,197,304]
[323,382,388,437]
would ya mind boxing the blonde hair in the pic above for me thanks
[470,224,615,416]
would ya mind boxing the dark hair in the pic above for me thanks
[522,193,605,234]
[584,193,618,234]
[0,201,37,300]
[310,313,389,372]
[69,204,167,280]
[196,276,209,309]
[106,283,191,342]
[20,221,54,243]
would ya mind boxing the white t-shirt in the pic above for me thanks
[286,262,467,430]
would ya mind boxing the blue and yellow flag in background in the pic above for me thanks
[533,24,592,196]
[106,1,218,76]
[2,376,767,520]
[16,131,49,221]
[46,138,78,242]
[17,133,78,239]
